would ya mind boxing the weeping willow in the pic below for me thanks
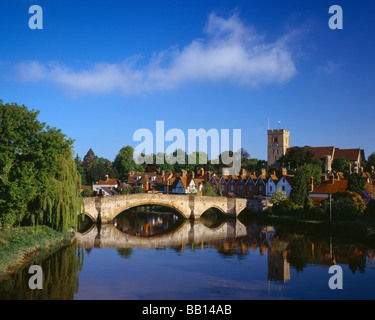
[30,149,83,232]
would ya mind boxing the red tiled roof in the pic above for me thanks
[96,178,118,185]
[304,146,335,160]
[334,148,361,162]
[310,179,348,195]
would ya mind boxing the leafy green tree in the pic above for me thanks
[74,155,88,186]
[270,189,287,204]
[83,148,97,170]
[202,182,216,197]
[347,173,366,194]
[332,157,350,173]
[0,101,81,230]
[114,146,144,180]
[279,146,321,169]
[290,163,322,206]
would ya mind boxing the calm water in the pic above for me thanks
[1,207,375,300]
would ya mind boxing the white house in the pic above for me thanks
[171,176,201,194]
[92,175,119,197]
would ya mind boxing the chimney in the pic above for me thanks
[200,168,204,176]
[281,167,287,176]
[182,169,187,177]
[349,163,352,174]
[105,174,109,182]
[161,170,165,177]
[192,172,195,179]
[241,168,247,176]
[329,174,334,185]
[261,168,266,176]
[310,175,314,192]
[371,166,374,175]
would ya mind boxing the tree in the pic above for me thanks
[347,173,365,194]
[0,101,81,230]
[202,182,216,197]
[114,146,144,181]
[74,155,87,186]
[366,152,375,172]
[83,148,97,170]
[332,157,350,173]
[279,146,321,169]
[290,163,322,206]
[332,191,366,216]
[270,189,287,204]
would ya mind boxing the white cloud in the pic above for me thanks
[317,61,342,75]
[14,12,297,96]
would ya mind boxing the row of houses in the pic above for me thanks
[91,168,295,198]
[90,166,375,210]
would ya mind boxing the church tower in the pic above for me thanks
[267,129,290,168]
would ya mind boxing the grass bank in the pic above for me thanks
[239,210,375,245]
[0,226,74,278]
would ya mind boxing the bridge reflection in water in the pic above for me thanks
[76,216,250,249]
[76,214,295,283]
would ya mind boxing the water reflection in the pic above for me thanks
[1,210,375,299]
[0,241,84,300]
[113,208,182,237]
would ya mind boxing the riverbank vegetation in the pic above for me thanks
[0,100,82,276]
[0,226,73,277]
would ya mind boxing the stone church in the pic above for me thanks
[267,128,365,173]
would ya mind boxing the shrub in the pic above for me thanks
[331,191,366,219]
[270,190,287,205]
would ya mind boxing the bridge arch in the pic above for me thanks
[111,202,188,220]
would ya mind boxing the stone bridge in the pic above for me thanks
[83,194,248,223]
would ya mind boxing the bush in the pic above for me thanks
[270,190,287,205]
[331,191,366,219]
[271,199,303,216]
[82,188,95,197]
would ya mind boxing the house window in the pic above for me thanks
[222,185,225,191]
[249,186,252,191]
[259,186,262,191]
[231,186,234,191]
[282,186,285,191]
[270,186,273,192]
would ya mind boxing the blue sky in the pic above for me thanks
[1,0,374,161]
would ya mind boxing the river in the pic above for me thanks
[1,206,375,300]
